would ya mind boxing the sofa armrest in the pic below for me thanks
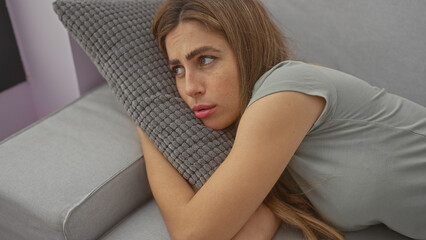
[0,84,152,240]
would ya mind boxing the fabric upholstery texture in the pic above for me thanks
[264,0,426,106]
[0,85,151,240]
[53,0,236,190]
[100,199,412,240]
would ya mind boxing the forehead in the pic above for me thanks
[165,21,228,58]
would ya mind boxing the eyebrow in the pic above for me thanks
[168,46,221,66]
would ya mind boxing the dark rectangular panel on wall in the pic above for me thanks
[0,0,26,93]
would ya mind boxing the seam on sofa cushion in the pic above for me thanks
[63,154,151,240]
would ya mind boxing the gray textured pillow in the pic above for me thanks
[53,0,236,190]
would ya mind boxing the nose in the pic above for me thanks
[184,70,205,97]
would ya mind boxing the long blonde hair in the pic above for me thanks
[152,0,344,239]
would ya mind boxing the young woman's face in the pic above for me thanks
[165,21,241,130]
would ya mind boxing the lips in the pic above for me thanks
[192,105,216,119]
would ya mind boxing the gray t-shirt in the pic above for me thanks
[248,60,426,239]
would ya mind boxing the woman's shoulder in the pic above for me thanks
[248,60,384,131]
[248,60,338,113]
[251,60,335,96]
[255,60,316,85]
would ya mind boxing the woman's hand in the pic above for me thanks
[232,203,281,240]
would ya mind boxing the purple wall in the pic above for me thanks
[0,82,36,141]
[1,0,104,142]
[70,36,105,94]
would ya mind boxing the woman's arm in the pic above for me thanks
[138,91,325,240]
[232,204,281,240]
[137,128,281,240]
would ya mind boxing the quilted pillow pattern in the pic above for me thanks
[53,0,236,189]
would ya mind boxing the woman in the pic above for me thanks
[137,0,426,239]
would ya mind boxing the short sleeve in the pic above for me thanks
[248,61,337,132]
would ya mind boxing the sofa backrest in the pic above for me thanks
[262,0,426,107]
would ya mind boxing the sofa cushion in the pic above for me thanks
[100,200,412,240]
[0,85,151,240]
[263,0,426,106]
[100,200,169,240]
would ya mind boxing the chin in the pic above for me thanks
[202,119,235,130]
[203,122,224,130]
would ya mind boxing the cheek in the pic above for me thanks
[228,74,241,103]
[176,82,190,105]
[220,77,241,112]
[230,77,242,114]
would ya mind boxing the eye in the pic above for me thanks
[171,66,184,77]
[200,56,216,66]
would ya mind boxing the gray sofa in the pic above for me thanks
[1,0,425,239]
